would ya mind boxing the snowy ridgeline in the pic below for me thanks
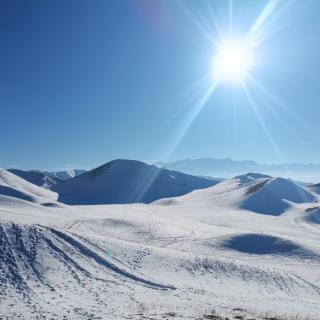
[0,161,320,319]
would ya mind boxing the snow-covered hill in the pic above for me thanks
[52,159,219,205]
[7,168,62,188]
[0,169,58,204]
[155,173,319,215]
[241,177,317,215]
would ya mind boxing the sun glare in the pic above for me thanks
[213,40,254,83]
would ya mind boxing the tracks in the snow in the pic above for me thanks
[43,225,175,290]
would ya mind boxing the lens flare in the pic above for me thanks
[213,40,254,83]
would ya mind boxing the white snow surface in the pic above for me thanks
[0,169,58,204]
[7,169,61,188]
[1,172,320,319]
[156,173,319,215]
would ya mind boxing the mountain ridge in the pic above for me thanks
[51,159,219,205]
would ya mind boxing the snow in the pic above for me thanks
[51,159,218,205]
[0,169,58,204]
[241,177,317,215]
[0,169,320,319]
[7,169,61,188]
[156,173,319,216]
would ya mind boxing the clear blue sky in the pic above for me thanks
[1,0,320,170]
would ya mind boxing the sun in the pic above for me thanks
[213,40,254,83]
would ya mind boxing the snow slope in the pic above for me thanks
[0,169,58,204]
[7,168,62,188]
[241,177,317,215]
[155,173,319,215]
[52,159,219,205]
[1,196,320,319]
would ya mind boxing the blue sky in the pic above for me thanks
[1,0,320,170]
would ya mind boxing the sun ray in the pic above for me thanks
[179,2,217,44]
[229,0,233,36]
[248,75,310,133]
[164,79,220,161]
[136,0,300,203]
[231,91,240,148]
[241,82,289,170]
[206,0,224,42]
[161,74,213,127]
[136,79,219,202]
[248,0,281,42]
[247,0,296,46]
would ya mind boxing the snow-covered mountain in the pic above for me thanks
[0,169,58,204]
[46,169,87,180]
[155,173,319,215]
[52,159,219,205]
[156,157,320,182]
[7,168,62,188]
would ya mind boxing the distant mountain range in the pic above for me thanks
[156,158,320,183]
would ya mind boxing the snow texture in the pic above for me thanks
[1,168,320,319]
